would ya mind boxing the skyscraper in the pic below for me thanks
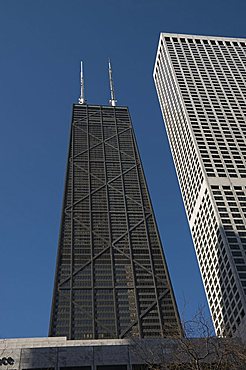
[49,63,181,340]
[154,33,246,339]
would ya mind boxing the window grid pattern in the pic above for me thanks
[163,37,246,179]
[49,105,181,340]
[155,43,204,219]
[212,185,246,289]
[192,188,245,336]
[154,33,246,339]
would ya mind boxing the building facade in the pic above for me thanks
[1,337,233,370]
[0,337,154,370]
[49,103,181,340]
[154,33,246,339]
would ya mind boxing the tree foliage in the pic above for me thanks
[130,307,246,370]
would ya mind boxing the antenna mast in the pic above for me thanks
[108,59,117,106]
[78,61,86,104]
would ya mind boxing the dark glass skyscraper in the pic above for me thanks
[49,102,181,340]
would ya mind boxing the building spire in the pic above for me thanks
[108,59,117,106]
[78,61,86,104]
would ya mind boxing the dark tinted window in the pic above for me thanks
[97,366,127,370]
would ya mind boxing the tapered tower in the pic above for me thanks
[49,65,181,340]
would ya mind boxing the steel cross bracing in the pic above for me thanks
[49,105,181,340]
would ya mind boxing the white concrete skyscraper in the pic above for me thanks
[154,33,246,339]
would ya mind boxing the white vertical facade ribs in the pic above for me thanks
[154,33,246,340]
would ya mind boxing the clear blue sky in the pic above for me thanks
[0,0,245,338]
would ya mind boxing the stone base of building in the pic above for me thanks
[0,336,245,370]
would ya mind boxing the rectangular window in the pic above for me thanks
[60,368,91,370]
[97,367,127,370]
